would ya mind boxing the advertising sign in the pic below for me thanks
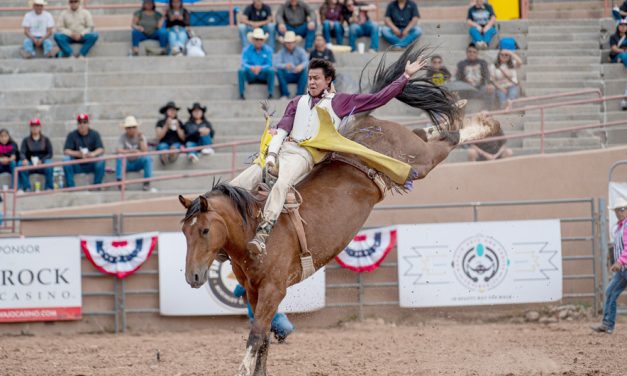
[0,237,82,322]
[158,232,325,315]
[397,220,562,307]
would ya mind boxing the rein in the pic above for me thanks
[323,152,388,200]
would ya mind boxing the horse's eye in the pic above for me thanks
[202,228,209,236]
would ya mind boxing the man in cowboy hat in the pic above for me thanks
[21,0,58,58]
[116,116,155,192]
[275,31,308,98]
[155,101,185,165]
[54,0,99,58]
[238,28,276,100]
[184,102,215,161]
[238,0,275,50]
[63,113,106,188]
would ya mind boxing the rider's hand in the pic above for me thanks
[404,56,427,78]
[266,154,276,167]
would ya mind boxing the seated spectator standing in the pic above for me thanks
[131,0,167,56]
[155,101,185,165]
[184,103,216,163]
[165,0,190,56]
[345,0,379,52]
[18,118,54,191]
[319,0,345,45]
[612,1,627,22]
[116,116,155,192]
[489,49,522,109]
[238,28,275,100]
[239,0,276,50]
[381,0,421,49]
[275,31,308,98]
[63,113,105,188]
[0,129,18,189]
[275,0,317,50]
[310,34,335,62]
[467,0,497,50]
[54,0,99,58]
[426,55,451,86]
[467,127,512,162]
[20,0,57,59]
[456,43,495,109]
[610,19,627,68]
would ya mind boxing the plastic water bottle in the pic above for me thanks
[54,167,64,189]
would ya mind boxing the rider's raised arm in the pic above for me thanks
[331,74,409,118]
[276,96,301,134]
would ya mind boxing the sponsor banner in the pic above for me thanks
[158,232,325,315]
[397,220,562,307]
[80,232,158,278]
[0,237,81,322]
[335,226,397,272]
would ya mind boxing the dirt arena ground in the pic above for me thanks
[1,319,625,376]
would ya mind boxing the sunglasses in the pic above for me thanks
[616,207,626,212]
[78,120,89,124]
[69,0,79,3]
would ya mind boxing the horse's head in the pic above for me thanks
[179,194,228,288]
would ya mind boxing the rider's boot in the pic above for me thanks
[247,219,276,256]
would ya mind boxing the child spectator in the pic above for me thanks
[344,0,379,52]
[155,101,185,165]
[489,49,523,109]
[131,0,167,56]
[62,113,105,188]
[610,19,627,68]
[381,0,422,49]
[467,0,497,50]
[275,31,308,98]
[238,28,275,100]
[20,0,57,59]
[309,34,336,62]
[18,118,54,191]
[0,129,19,189]
[116,116,155,191]
[319,0,345,45]
[426,55,451,86]
[54,0,99,58]
[165,0,190,56]
[275,0,317,50]
[184,103,216,163]
[238,0,275,50]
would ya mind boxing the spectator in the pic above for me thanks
[165,0,190,56]
[239,0,276,50]
[319,0,345,45]
[275,0,317,51]
[184,103,216,163]
[591,198,627,334]
[131,0,167,56]
[63,113,105,188]
[18,118,54,192]
[612,1,627,22]
[344,0,379,52]
[489,49,523,109]
[467,0,497,50]
[54,0,99,59]
[426,55,451,86]
[275,31,308,98]
[467,127,512,162]
[309,34,335,62]
[610,19,627,68]
[0,129,19,189]
[456,43,495,109]
[238,28,275,100]
[155,101,185,165]
[116,116,155,192]
[20,0,57,59]
[381,0,422,49]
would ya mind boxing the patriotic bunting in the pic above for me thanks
[335,227,397,272]
[81,232,158,278]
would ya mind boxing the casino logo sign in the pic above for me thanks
[451,234,509,292]
[205,261,246,309]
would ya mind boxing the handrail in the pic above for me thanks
[508,88,602,108]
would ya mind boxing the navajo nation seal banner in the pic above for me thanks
[397,220,562,307]
[336,226,397,272]
[80,232,158,278]
[0,237,82,323]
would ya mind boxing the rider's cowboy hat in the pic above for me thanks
[247,28,269,43]
[610,197,627,210]
[121,115,140,128]
[278,31,302,44]
[188,102,207,114]
[159,101,180,114]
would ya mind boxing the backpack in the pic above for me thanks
[499,37,519,51]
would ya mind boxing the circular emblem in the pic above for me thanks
[451,234,509,292]
[206,261,246,309]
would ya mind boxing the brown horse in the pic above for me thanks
[178,48,500,376]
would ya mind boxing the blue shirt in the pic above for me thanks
[467,4,496,26]
[241,44,273,70]
[385,0,420,30]
[274,46,308,71]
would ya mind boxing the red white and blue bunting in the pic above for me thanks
[80,232,158,278]
[335,227,397,272]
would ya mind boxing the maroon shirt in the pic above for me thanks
[277,74,409,133]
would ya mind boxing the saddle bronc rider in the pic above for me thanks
[231,58,425,255]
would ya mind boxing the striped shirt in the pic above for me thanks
[613,218,627,267]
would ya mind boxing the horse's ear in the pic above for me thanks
[198,195,211,212]
[179,195,192,209]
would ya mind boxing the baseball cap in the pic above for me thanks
[77,113,89,123]
[29,118,41,126]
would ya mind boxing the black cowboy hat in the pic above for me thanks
[188,102,207,114]
[159,101,180,114]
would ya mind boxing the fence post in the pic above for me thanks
[358,272,364,321]
[591,199,598,315]
[599,197,608,315]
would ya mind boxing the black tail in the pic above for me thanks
[359,43,458,129]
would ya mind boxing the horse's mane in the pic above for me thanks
[182,181,256,225]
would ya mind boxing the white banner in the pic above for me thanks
[0,237,82,322]
[158,232,325,315]
[397,220,562,307]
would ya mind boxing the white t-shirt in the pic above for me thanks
[22,10,55,38]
